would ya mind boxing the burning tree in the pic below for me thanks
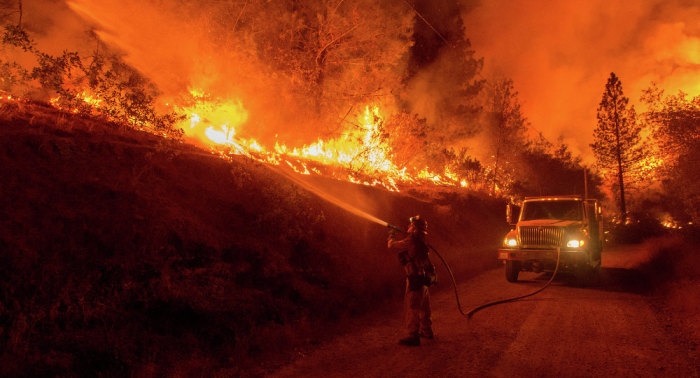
[235,0,415,132]
[591,73,645,221]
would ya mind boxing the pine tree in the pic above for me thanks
[484,77,529,196]
[591,73,645,221]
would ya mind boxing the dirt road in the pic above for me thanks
[268,245,699,377]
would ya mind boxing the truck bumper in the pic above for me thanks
[498,248,592,270]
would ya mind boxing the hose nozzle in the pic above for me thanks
[387,223,404,232]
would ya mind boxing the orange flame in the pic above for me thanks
[47,87,480,192]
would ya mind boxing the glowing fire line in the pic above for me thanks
[48,87,472,192]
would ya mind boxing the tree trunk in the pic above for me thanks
[492,148,499,196]
[613,98,627,220]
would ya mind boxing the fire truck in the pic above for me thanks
[497,196,603,282]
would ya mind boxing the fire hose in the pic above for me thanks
[271,162,562,319]
[463,247,561,318]
[388,223,561,319]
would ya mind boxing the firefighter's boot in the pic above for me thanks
[419,328,434,339]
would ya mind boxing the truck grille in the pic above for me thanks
[519,226,564,248]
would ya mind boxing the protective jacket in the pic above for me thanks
[388,233,435,290]
[388,230,434,339]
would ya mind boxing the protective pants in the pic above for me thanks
[405,281,432,338]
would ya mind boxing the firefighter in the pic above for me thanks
[388,215,436,346]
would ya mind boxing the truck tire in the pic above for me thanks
[506,260,520,282]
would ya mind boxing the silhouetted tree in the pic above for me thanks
[642,85,700,223]
[0,25,184,136]
[517,136,603,199]
[591,73,645,220]
[482,77,529,196]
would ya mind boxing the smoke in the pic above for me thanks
[68,0,206,96]
[62,0,312,146]
[460,0,700,162]
[63,0,415,147]
[15,0,87,55]
[13,1,700,164]
[0,1,90,87]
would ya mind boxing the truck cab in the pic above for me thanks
[498,196,603,282]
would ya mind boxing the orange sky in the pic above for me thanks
[15,1,700,164]
[461,0,700,162]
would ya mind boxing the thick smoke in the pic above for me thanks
[66,0,260,145]
[68,1,204,96]
[461,0,700,161]
[11,1,700,161]
[64,0,414,147]
[0,1,90,88]
[12,0,86,55]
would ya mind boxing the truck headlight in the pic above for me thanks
[566,240,585,248]
[505,237,518,247]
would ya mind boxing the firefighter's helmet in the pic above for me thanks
[409,215,427,235]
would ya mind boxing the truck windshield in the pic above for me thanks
[520,200,582,221]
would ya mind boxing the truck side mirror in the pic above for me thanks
[507,204,521,225]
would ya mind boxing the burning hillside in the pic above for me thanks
[2,1,618,205]
[0,0,498,193]
[0,98,508,376]
[49,83,475,192]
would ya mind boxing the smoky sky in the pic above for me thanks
[10,0,700,162]
[460,0,700,161]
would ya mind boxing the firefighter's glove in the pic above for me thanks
[424,271,437,287]
[388,228,396,240]
[424,264,437,286]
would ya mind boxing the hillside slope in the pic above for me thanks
[0,100,509,376]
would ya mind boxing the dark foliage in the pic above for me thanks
[513,139,603,199]
[0,25,184,137]
[605,217,668,245]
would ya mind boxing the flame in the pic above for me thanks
[50,90,103,112]
[43,86,484,192]
[273,106,405,187]
[174,88,248,147]
[78,92,102,108]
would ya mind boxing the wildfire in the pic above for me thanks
[50,90,103,113]
[175,89,249,147]
[45,87,476,192]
